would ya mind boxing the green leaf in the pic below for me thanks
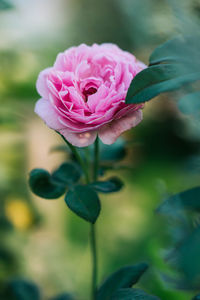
[0,0,13,10]
[126,35,200,105]
[149,35,200,67]
[52,162,81,186]
[193,294,200,300]
[178,92,200,118]
[167,225,200,289]
[65,185,101,223]
[111,288,160,300]
[126,64,200,104]
[90,177,124,193]
[50,293,75,300]
[3,279,40,300]
[97,263,148,300]
[0,246,18,270]
[100,138,126,162]
[157,186,200,215]
[29,169,66,199]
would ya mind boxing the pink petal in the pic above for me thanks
[98,110,143,145]
[36,68,52,99]
[59,129,97,147]
[87,84,109,112]
[35,98,63,130]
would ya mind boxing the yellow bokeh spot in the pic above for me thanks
[5,199,33,230]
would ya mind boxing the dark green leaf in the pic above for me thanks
[157,186,200,215]
[126,63,200,104]
[3,279,40,300]
[0,215,14,232]
[167,225,200,289]
[90,177,124,193]
[126,35,200,105]
[193,294,200,300]
[50,293,74,300]
[65,185,101,223]
[29,169,66,199]
[97,263,148,300]
[111,288,160,300]
[0,246,18,271]
[149,35,200,67]
[100,138,126,162]
[52,162,81,186]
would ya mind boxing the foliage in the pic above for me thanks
[157,186,200,292]
[96,263,148,300]
[65,185,101,224]
[2,279,41,300]
[126,35,200,107]
[111,288,160,300]
[0,0,13,10]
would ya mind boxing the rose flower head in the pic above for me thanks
[35,44,146,147]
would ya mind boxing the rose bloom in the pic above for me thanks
[35,44,146,147]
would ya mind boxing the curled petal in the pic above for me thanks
[98,110,143,145]
[35,99,63,130]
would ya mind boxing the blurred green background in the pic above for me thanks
[1,0,200,299]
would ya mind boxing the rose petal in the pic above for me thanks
[98,110,143,145]
[35,98,63,130]
[36,68,52,99]
[59,129,97,147]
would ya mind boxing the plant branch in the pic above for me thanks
[57,132,90,183]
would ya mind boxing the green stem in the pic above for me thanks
[93,137,99,182]
[90,137,99,300]
[58,132,99,300]
[57,132,90,183]
[90,224,97,300]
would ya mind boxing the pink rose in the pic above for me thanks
[35,44,146,147]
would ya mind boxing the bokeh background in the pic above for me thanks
[1,0,200,299]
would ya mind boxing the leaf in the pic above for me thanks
[90,177,124,193]
[166,225,200,289]
[0,215,14,232]
[65,185,101,223]
[29,169,66,199]
[126,63,200,104]
[100,138,126,162]
[52,162,81,186]
[50,293,75,300]
[111,288,160,300]
[126,35,200,105]
[157,186,200,215]
[96,263,148,300]
[0,246,18,270]
[178,92,200,118]
[3,279,41,300]
[149,35,200,67]
[157,187,200,290]
[0,0,13,10]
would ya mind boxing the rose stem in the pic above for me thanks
[90,222,97,300]
[93,137,99,182]
[58,131,98,300]
[57,132,90,183]
[90,137,99,300]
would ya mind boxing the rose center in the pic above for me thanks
[83,86,97,102]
